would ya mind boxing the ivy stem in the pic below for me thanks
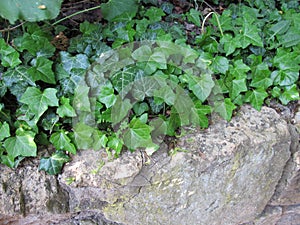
[51,5,102,26]
[0,22,26,33]
[201,12,223,37]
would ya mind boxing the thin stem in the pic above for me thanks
[51,5,102,26]
[201,12,223,37]
[0,22,26,33]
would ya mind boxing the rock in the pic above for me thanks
[0,105,299,225]
[59,105,295,225]
[0,158,69,217]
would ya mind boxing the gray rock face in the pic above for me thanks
[0,158,69,217]
[0,105,299,225]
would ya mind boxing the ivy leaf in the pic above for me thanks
[14,31,55,57]
[230,59,251,78]
[268,20,291,38]
[73,122,95,149]
[27,57,56,84]
[60,52,90,73]
[230,78,248,99]
[20,87,59,121]
[101,0,138,22]
[57,97,76,118]
[0,0,62,24]
[153,86,176,105]
[107,136,123,155]
[211,56,229,74]
[39,151,70,175]
[4,132,37,158]
[145,7,165,23]
[3,66,36,87]
[92,130,108,150]
[132,46,167,74]
[250,63,272,89]
[110,66,137,94]
[73,85,91,112]
[191,101,211,128]
[111,97,132,125]
[50,131,76,154]
[186,8,201,27]
[186,73,215,102]
[245,89,268,110]
[133,102,149,116]
[123,118,153,150]
[0,38,22,68]
[278,29,300,48]
[220,34,241,56]
[237,23,263,48]
[132,76,162,101]
[0,122,10,141]
[98,86,117,108]
[214,98,236,121]
[279,84,300,105]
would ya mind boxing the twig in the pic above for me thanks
[201,12,223,36]
[0,22,26,33]
[51,5,101,26]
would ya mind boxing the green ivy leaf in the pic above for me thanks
[250,63,272,89]
[112,97,132,125]
[3,66,35,87]
[230,78,248,99]
[133,102,149,116]
[60,52,90,73]
[279,84,300,105]
[132,76,163,101]
[186,73,215,102]
[98,86,117,108]
[39,151,70,175]
[230,59,251,78]
[237,23,263,48]
[145,7,165,23]
[269,20,291,38]
[27,57,56,84]
[123,118,153,150]
[132,46,167,74]
[110,66,137,94]
[73,122,95,149]
[107,136,123,155]
[4,132,37,158]
[153,85,176,105]
[57,97,76,118]
[14,31,55,57]
[92,130,108,150]
[0,122,10,141]
[278,29,300,47]
[20,87,59,121]
[50,131,76,154]
[101,0,138,22]
[245,89,268,110]
[0,0,62,24]
[186,8,201,27]
[211,56,229,74]
[0,39,22,68]
[220,34,240,56]
[214,98,236,121]
[191,101,211,128]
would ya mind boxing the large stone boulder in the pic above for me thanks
[59,105,296,224]
[0,105,299,224]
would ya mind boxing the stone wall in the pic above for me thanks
[0,105,299,225]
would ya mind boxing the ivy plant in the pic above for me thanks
[0,0,299,175]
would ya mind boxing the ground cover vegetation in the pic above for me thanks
[0,0,299,174]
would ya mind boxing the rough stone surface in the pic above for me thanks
[0,105,299,225]
[0,158,69,217]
